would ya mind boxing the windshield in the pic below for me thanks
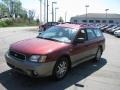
[37,26,77,43]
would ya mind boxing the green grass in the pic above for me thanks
[0,19,39,27]
[11,22,38,27]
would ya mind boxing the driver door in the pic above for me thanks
[70,29,89,65]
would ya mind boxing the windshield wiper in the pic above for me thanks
[37,36,44,38]
[43,38,59,41]
[37,37,65,43]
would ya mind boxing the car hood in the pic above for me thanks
[10,38,70,55]
[115,30,120,33]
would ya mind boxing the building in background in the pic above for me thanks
[70,13,120,24]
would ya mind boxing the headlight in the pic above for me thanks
[29,55,47,63]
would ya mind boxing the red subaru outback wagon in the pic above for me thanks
[5,23,105,80]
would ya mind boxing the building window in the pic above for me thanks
[82,20,87,23]
[96,20,100,23]
[89,20,94,23]
[109,20,114,23]
[102,20,106,23]
[74,20,78,23]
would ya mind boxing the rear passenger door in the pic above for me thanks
[85,28,98,57]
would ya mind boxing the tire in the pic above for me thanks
[93,48,102,62]
[52,57,69,80]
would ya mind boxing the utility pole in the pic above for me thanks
[46,0,48,23]
[44,0,46,23]
[39,0,42,23]
[55,8,58,22]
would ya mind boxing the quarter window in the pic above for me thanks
[94,29,103,37]
[86,29,96,40]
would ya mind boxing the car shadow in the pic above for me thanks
[0,58,107,90]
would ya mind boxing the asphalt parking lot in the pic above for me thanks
[0,27,120,90]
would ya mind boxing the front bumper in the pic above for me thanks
[114,33,120,37]
[5,53,56,77]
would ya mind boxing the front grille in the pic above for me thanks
[9,50,26,61]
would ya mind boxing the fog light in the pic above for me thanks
[33,71,38,76]
[31,70,39,77]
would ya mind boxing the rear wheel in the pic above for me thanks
[94,48,102,62]
[52,57,69,80]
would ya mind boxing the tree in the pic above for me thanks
[0,3,8,16]
[19,9,28,19]
[58,16,64,22]
[13,0,22,18]
[2,0,11,16]
[28,10,35,23]
[0,0,28,19]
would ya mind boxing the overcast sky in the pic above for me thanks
[20,0,120,21]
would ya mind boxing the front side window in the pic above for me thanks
[86,29,96,40]
[37,26,78,43]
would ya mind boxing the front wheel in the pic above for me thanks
[52,57,69,80]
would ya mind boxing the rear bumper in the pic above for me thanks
[5,53,56,77]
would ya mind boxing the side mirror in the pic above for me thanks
[74,38,85,43]
[36,31,43,38]
[39,31,43,35]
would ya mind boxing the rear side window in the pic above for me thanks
[86,29,96,40]
[94,28,103,37]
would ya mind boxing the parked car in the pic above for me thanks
[101,25,113,32]
[110,27,120,34]
[5,23,105,80]
[39,22,60,32]
[106,25,118,33]
[114,30,120,37]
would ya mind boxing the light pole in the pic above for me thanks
[55,8,59,22]
[52,2,57,22]
[105,9,109,24]
[39,0,42,23]
[85,5,89,24]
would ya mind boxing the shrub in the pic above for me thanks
[4,19,13,26]
[0,19,13,27]
[0,21,7,27]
